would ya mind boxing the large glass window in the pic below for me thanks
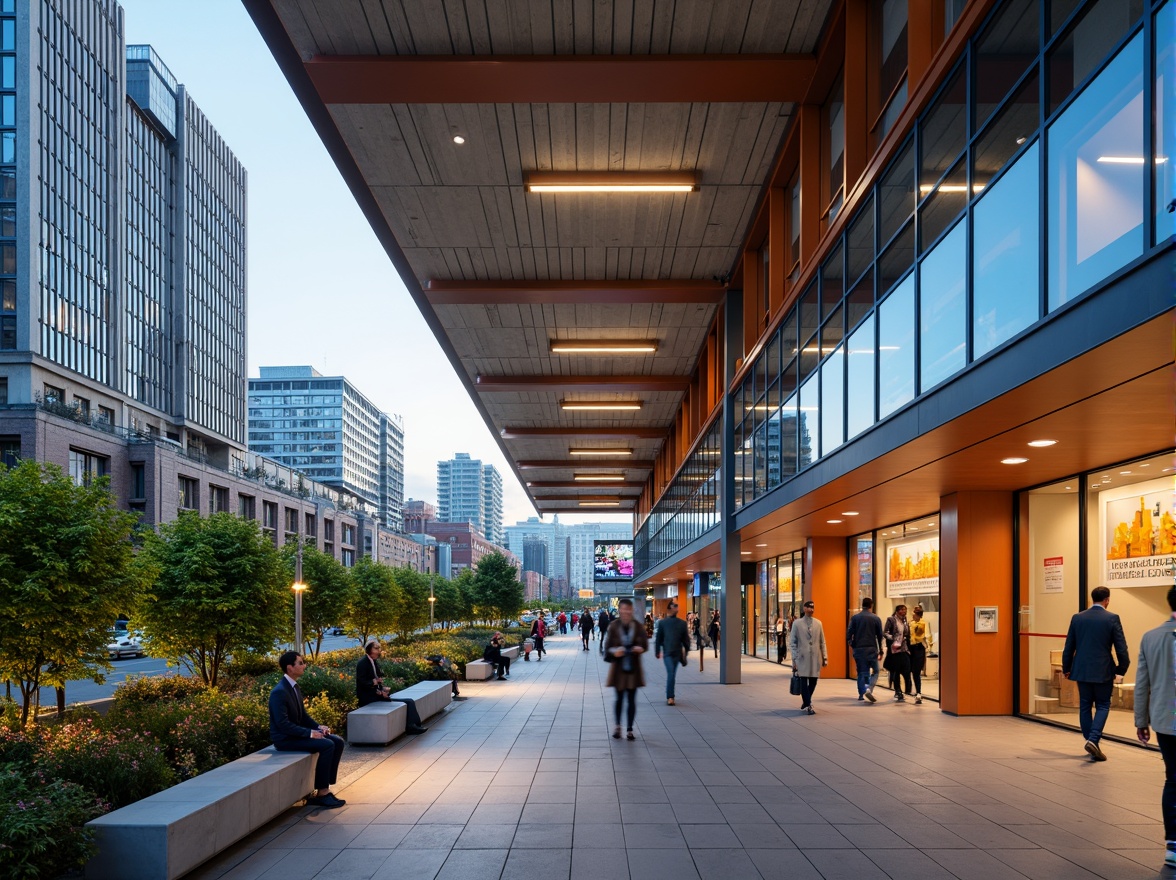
[1156,1,1174,246]
[876,514,942,702]
[973,142,1041,358]
[1048,33,1144,310]
[1048,0,1145,113]
[919,65,967,196]
[918,219,967,390]
[846,315,876,440]
[875,0,909,141]
[798,374,819,470]
[878,275,915,418]
[826,74,846,223]
[820,344,845,456]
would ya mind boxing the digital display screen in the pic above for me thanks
[593,541,634,582]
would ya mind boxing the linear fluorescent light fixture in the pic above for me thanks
[560,400,643,411]
[569,447,633,456]
[1097,156,1167,164]
[579,500,622,507]
[526,172,698,193]
[574,474,627,482]
[918,183,986,194]
[550,340,658,354]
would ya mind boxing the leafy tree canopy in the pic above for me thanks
[345,556,398,645]
[281,542,352,659]
[472,552,525,627]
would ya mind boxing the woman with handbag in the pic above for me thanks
[604,597,648,740]
[787,600,827,715]
[908,605,932,704]
[884,604,913,702]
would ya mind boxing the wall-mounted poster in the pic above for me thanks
[1101,479,1176,588]
[885,536,940,597]
[1042,556,1065,593]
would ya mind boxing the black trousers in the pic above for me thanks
[614,687,637,729]
[1158,732,1176,842]
[492,655,510,676]
[274,733,344,790]
[909,643,927,694]
[389,697,423,728]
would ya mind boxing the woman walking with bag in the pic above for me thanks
[787,600,827,715]
[775,615,788,663]
[884,604,913,702]
[908,605,932,704]
[708,611,721,658]
[604,598,648,740]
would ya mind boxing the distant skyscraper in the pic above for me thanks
[248,366,405,530]
[568,522,633,594]
[522,538,548,578]
[504,516,568,584]
[436,453,504,545]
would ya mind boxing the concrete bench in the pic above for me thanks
[501,646,520,661]
[347,699,409,745]
[389,679,452,721]
[85,746,315,880]
[467,644,521,680]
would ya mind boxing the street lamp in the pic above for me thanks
[292,540,308,651]
[428,577,436,632]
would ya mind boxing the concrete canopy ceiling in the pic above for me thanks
[248,0,837,515]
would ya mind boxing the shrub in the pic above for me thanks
[112,675,207,707]
[221,650,281,684]
[34,719,173,809]
[303,692,348,735]
[0,724,40,767]
[0,765,108,880]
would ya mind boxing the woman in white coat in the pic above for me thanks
[787,600,828,715]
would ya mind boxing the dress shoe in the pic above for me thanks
[308,793,345,809]
[496,675,506,680]
[406,725,429,734]
[1085,740,1106,761]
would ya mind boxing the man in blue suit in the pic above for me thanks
[1134,586,1176,869]
[1062,586,1130,762]
[269,651,346,808]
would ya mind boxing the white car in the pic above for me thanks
[107,632,144,659]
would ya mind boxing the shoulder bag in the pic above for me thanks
[789,670,803,696]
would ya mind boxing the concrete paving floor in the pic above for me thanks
[188,632,1171,880]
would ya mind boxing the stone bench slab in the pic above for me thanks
[389,679,452,721]
[466,659,494,680]
[348,699,408,745]
[85,746,315,880]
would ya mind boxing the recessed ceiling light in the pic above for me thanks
[1091,483,1100,488]
[755,543,768,547]
[918,183,986,194]
[740,551,751,555]
[1027,439,1057,447]
[1064,486,1072,490]
[1002,457,1029,464]
[1119,470,1132,475]
[573,474,626,482]
[570,448,633,456]
[909,526,919,531]
[927,522,935,527]
[579,500,621,507]
[551,340,658,354]
[1163,467,1174,473]
[1096,155,1146,164]
[826,519,842,524]
[1015,136,1027,145]
[1139,463,1150,468]
[560,400,643,411]
[841,511,859,516]
[452,135,466,144]
[526,171,698,193]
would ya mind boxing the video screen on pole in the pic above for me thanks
[593,541,634,582]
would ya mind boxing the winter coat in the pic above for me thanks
[787,615,827,678]
[604,618,648,690]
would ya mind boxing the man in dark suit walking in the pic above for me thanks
[1061,586,1130,761]
[269,651,346,808]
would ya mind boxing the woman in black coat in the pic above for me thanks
[708,611,721,658]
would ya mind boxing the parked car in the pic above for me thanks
[107,632,144,659]
[326,625,345,636]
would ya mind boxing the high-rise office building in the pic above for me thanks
[436,453,504,545]
[567,522,633,595]
[521,538,548,578]
[247,366,405,531]
[0,1,247,474]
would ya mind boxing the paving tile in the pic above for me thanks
[671,802,728,824]
[512,822,574,847]
[419,803,476,824]
[371,803,431,824]
[571,846,629,879]
[312,848,394,880]
[626,847,701,880]
[799,848,891,880]
[922,849,1033,880]
[435,848,508,880]
[730,823,796,850]
[255,849,342,880]
[780,823,851,849]
[504,847,571,880]
[690,848,764,880]
[368,848,448,880]
[396,824,464,849]
[454,824,518,849]
[348,826,410,849]
[681,823,741,848]
[574,802,622,823]
[624,822,687,848]
[746,848,824,879]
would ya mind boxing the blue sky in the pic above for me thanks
[120,0,627,529]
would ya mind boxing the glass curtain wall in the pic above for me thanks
[875,514,942,701]
[1020,450,1173,743]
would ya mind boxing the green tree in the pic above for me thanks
[430,575,462,629]
[282,542,352,659]
[473,552,525,627]
[137,512,288,687]
[453,568,479,625]
[388,565,429,641]
[0,460,149,727]
[346,556,397,644]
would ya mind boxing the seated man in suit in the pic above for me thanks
[269,651,346,809]
[483,632,510,680]
[357,640,428,733]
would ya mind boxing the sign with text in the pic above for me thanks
[1042,556,1065,593]
[1101,479,1176,588]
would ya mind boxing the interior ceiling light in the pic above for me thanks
[560,400,643,411]
[573,474,626,482]
[1002,457,1029,464]
[918,183,985,194]
[841,511,859,516]
[1027,439,1057,447]
[526,171,698,193]
[452,135,466,144]
[740,551,751,555]
[827,519,842,524]
[755,543,768,548]
[570,447,633,456]
[550,340,658,354]
[1120,470,1133,475]
[1097,155,1167,164]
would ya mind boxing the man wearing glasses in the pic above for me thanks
[787,600,828,715]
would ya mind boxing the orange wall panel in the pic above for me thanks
[940,491,1014,716]
[806,536,848,679]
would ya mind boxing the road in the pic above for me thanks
[32,632,363,708]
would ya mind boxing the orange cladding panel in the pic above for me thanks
[940,491,1015,716]
[807,536,849,679]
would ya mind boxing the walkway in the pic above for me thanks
[189,632,1168,880]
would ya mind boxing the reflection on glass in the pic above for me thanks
[879,139,915,246]
[779,394,799,477]
[798,374,819,470]
[975,0,1038,131]
[765,406,783,488]
[919,65,966,192]
[974,142,1040,358]
[878,275,915,417]
[753,422,768,499]
[847,195,875,282]
[799,280,819,346]
[847,315,875,440]
[919,154,968,253]
[1156,2,1174,246]
[1048,0,1144,112]
[1048,34,1144,310]
[974,71,1039,184]
[919,219,967,390]
[821,344,845,456]
[877,219,914,296]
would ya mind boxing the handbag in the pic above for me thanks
[679,646,688,667]
[789,672,802,696]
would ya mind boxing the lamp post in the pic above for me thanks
[428,576,436,632]
[292,540,307,651]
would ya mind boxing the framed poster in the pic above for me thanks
[974,606,998,633]
[884,535,940,597]
[1100,478,1176,588]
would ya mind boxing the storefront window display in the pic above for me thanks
[875,515,941,701]
[1021,451,1174,743]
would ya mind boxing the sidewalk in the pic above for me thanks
[189,633,1168,880]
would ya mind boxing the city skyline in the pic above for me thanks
[116,0,629,531]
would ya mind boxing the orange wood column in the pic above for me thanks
[797,104,822,269]
[939,491,1015,716]
[843,0,870,186]
[806,536,848,679]
[907,0,939,90]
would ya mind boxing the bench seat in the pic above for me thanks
[501,646,520,661]
[466,659,494,680]
[389,679,452,721]
[85,746,315,880]
[347,699,409,744]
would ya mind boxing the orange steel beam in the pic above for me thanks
[305,54,816,104]
[517,460,654,470]
[501,427,667,439]
[426,279,724,306]
[476,376,690,393]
